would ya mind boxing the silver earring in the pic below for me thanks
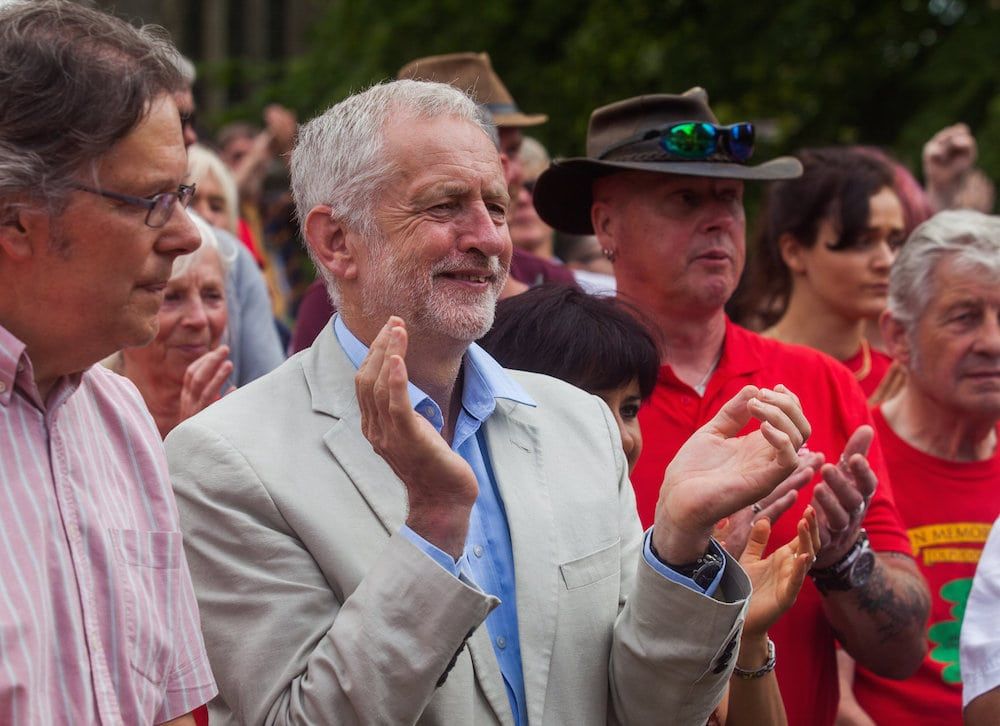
[601,248,617,262]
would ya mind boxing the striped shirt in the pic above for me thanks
[0,324,217,725]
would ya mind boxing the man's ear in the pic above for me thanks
[0,205,42,261]
[304,205,357,282]
[778,233,808,275]
[590,199,618,261]
[880,309,912,368]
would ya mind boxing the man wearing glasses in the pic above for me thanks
[0,2,216,723]
[533,88,931,726]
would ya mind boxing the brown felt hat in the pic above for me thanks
[397,52,547,127]
[533,88,803,234]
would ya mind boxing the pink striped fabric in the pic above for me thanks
[0,324,216,725]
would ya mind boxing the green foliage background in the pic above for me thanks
[213,0,999,196]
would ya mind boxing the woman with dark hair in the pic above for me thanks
[740,148,906,396]
[480,284,820,726]
[480,284,657,472]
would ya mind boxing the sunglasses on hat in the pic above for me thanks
[601,121,755,164]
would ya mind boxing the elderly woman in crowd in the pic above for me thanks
[107,215,236,438]
[480,284,820,726]
[738,147,907,397]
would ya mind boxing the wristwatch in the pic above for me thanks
[810,530,875,595]
[663,549,725,590]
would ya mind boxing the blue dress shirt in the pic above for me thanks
[333,315,726,725]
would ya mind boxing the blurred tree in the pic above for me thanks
[214,0,999,204]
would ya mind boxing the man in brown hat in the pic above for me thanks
[533,89,931,726]
[399,51,577,293]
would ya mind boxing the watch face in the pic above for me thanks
[849,549,876,588]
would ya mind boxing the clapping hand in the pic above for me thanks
[714,448,824,559]
[653,384,811,564]
[355,317,477,557]
[810,426,878,569]
[741,507,820,639]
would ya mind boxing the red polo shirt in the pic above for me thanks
[632,319,912,726]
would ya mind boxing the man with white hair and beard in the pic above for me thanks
[167,79,814,725]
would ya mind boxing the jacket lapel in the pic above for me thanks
[483,400,558,725]
[304,325,407,535]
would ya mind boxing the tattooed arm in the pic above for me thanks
[821,552,930,679]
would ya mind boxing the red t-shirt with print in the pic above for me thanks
[853,408,1000,725]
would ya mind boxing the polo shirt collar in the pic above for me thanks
[657,316,765,389]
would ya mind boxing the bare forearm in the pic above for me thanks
[822,554,929,678]
[966,687,1000,725]
[725,635,786,726]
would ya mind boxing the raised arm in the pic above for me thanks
[809,426,930,678]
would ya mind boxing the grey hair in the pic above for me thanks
[0,0,183,218]
[187,144,240,233]
[173,212,238,279]
[887,209,1000,332]
[290,79,492,304]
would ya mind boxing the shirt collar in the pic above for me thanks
[657,316,764,391]
[332,315,535,428]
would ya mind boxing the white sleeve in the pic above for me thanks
[961,515,1000,707]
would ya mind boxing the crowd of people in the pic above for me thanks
[1,2,999,725]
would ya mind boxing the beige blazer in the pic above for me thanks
[166,325,751,725]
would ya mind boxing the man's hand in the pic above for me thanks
[356,317,477,557]
[178,345,234,423]
[923,123,977,211]
[740,507,820,640]
[811,426,877,569]
[714,449,823,558]
[653,384,811,564]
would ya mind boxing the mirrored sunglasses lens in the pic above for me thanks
[728,124,755,162]
[661,122,717,159]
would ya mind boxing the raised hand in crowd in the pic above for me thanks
[178,344,235,425]
[922,122,981,212]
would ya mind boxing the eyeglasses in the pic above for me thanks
[70,182,196,228]
[601,122,755,163]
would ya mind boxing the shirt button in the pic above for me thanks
[473,545,484,558]
[16,361,24,372]
[0,382,6,393]
[496,636,507,649]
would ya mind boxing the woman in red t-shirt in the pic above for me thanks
[736,147,906,397]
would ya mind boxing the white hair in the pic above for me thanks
[187,143,239,233]
[888,209,1000,333]
[289,79,492,304]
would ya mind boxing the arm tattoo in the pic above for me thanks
[850,557,930,643]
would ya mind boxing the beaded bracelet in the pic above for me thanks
[733,638,776,680]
